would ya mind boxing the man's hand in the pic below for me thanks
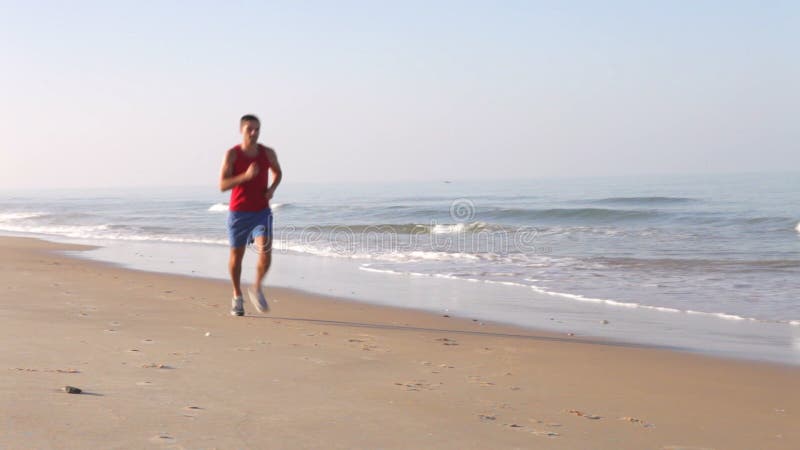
[244,162,259,181]
[264,187,274,201]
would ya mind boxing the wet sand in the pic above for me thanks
[1,236,798,449]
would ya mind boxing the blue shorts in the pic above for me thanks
[227,208,273,248]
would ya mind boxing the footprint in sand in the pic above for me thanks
[467,376,495,387]
[530,418,562,428]
[360,343,382,352]
[429,363,454,374]
[141,339,155,344]
[182,406,204,418]
[394,380,441,391]
[149,434,176,445]
[568,409,601,420]
[435,338,458,346]
[501,423,560,438]
[347,335,387,352]
[15,368,79,374]
[531,429,560,437]
[620,416,655,428]
[136,381,154,386]
[141,363,172,369]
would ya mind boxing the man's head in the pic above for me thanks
[240,114,260,146]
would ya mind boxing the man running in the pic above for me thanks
[219,114,283,316]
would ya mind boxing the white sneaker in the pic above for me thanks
[247,287,269,313]
[231,296,244,316]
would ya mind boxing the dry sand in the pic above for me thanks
[1,236,798,449]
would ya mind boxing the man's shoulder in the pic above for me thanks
[258,144,277,160]
[257,143,276,153]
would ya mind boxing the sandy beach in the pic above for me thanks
[1,236,798,449]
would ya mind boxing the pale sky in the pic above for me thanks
[0,1,798,189]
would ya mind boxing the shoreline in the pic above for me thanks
[60,247,775,365]
[64,234,800,366]
[1,235,799,448]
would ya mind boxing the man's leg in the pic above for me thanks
[253,235,272,292]
[246,209,272,312]
[229,246,247,298]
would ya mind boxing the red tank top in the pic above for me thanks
[229,144,271,212]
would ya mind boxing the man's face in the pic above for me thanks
[241,120,260,143]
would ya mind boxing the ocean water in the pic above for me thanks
[2,173,799,363]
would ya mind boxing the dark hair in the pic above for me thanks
[240,114,260,126]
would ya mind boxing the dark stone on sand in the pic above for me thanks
[63,386,82,394]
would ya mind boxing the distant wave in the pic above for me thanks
[0,220,229,246]
[0,223,112,237]
[280,203,672,225]
[275,242,482,262]
[742,216,796,225]
[796,222,800,233]
[482,207,662,223]
[430,222,489,234]
[478,208,796,229]
[292,222,493,235]
[591,256,800,272]
[586,196,698,205]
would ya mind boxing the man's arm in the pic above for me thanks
[219,148,258,192]
[265,147,283,200]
